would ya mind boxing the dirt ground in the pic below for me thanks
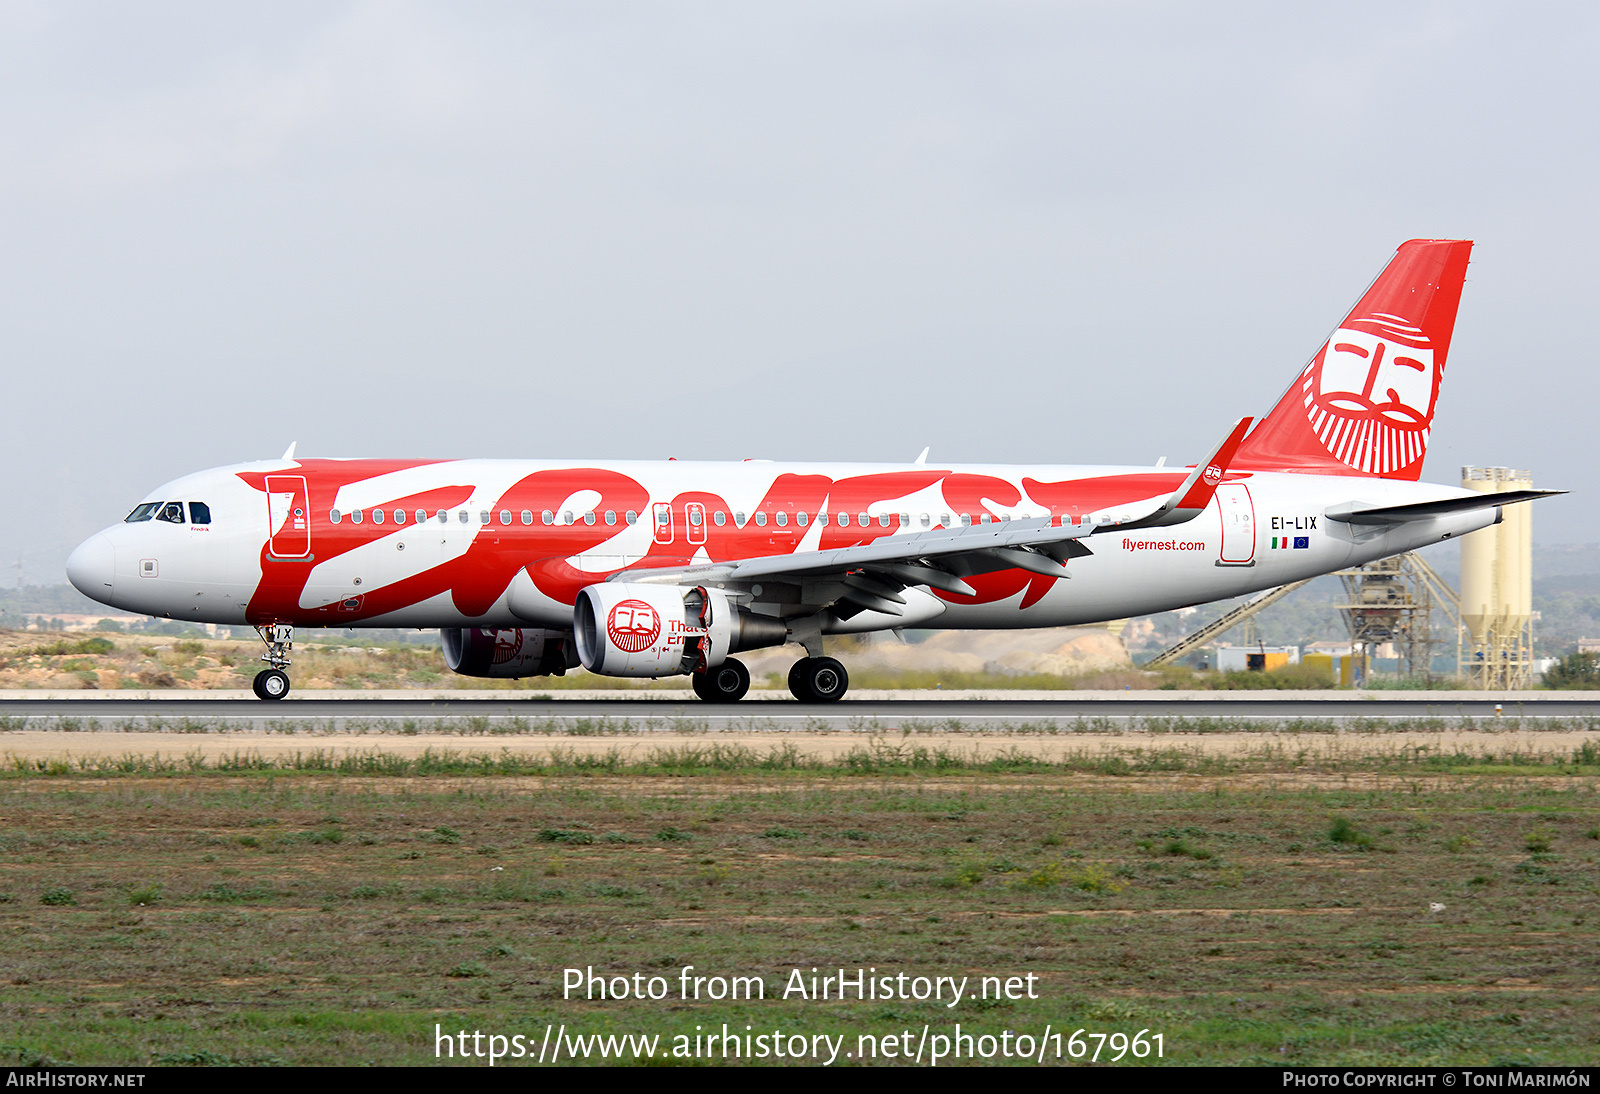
[2,728,1595,765]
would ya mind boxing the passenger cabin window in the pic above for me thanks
[605,510,616,526]
[125,502,161,523]
[713,511,726,526]
[584,511,596,525]
[330,509,342,524]
[774,511,787,527]
[351,509,364,524]
[796,512,807,527]
[625,510,638,525]
[500,510,511,525]
[458,510,470,524]
[415,509,427,524]
[395,509,406,524]
[372,509,384,524]
[754,512,767,527]
[479,511,491,524]
[189,502,212,524]
[542,510,554,525]
[157,502,185,524]
[521,510,533,525]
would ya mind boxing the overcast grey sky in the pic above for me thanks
[2,1,1595,582]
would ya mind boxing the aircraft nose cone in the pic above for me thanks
[67,534,116,602]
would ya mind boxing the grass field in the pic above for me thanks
[0,733,1597,1067]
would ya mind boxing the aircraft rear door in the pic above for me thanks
[1216,483,1255,565]
[265,475,311,558]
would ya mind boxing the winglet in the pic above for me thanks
[1118,416,1251,530]
[282,442,298,461]
[1172,416,1252,511]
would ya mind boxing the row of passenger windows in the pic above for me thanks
[328,508,639,526]
[326,508,1054,529]
[125,501,212,525]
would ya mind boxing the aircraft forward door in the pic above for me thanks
[265,475,311,558]
[1217,483,1256,565]
[652,503,674,545]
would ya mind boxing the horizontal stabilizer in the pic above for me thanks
[1325,489,1564,526]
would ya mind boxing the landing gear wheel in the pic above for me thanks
[693,658,750,703]
[788,656,848,703]
[253,669,290,701]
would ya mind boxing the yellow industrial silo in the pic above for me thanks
[1458,467,1535,688]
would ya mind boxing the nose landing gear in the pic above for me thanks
[252,624,294,701]
[253,668,290,700]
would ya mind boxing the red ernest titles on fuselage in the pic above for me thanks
[237,462,1193,624]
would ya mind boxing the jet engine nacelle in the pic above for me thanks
[440,627,579,678]
[573,583,788,678]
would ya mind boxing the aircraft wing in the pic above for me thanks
[609,418,1252,616]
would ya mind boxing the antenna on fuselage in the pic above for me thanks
[282,442,298,461]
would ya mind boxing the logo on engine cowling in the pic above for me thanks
[606,600,661,654]
[491,629,523,664]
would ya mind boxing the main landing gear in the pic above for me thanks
[693,658,751,703]
[252,624,294,702]
[788,656,849,703]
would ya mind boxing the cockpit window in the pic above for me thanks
[189,502,212,525]
[125,502,161,523]
[157,502,185,524]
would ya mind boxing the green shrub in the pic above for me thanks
[1328,817,1373,848]
[39,887,76,907]
[1543,652,1600,689]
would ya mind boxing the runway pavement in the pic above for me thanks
[2,689,1598,727]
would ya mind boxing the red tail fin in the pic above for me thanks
[1233,239,1473,480]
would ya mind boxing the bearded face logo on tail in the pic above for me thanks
[1302,312,1439,475]
[1234,239,1473,481]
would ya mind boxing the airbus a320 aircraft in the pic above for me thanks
[66,240,1556,702]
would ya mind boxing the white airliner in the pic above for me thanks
[66,240,1555,701]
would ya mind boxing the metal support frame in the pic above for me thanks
[1143,579,1312,668]
[1335,553,1447,685]
[256,624,294,670]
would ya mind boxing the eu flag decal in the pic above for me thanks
[1294,536,1310,549]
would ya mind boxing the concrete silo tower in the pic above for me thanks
[1458,466,1535,689]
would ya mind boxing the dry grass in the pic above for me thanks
[0,766,1595,1066]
